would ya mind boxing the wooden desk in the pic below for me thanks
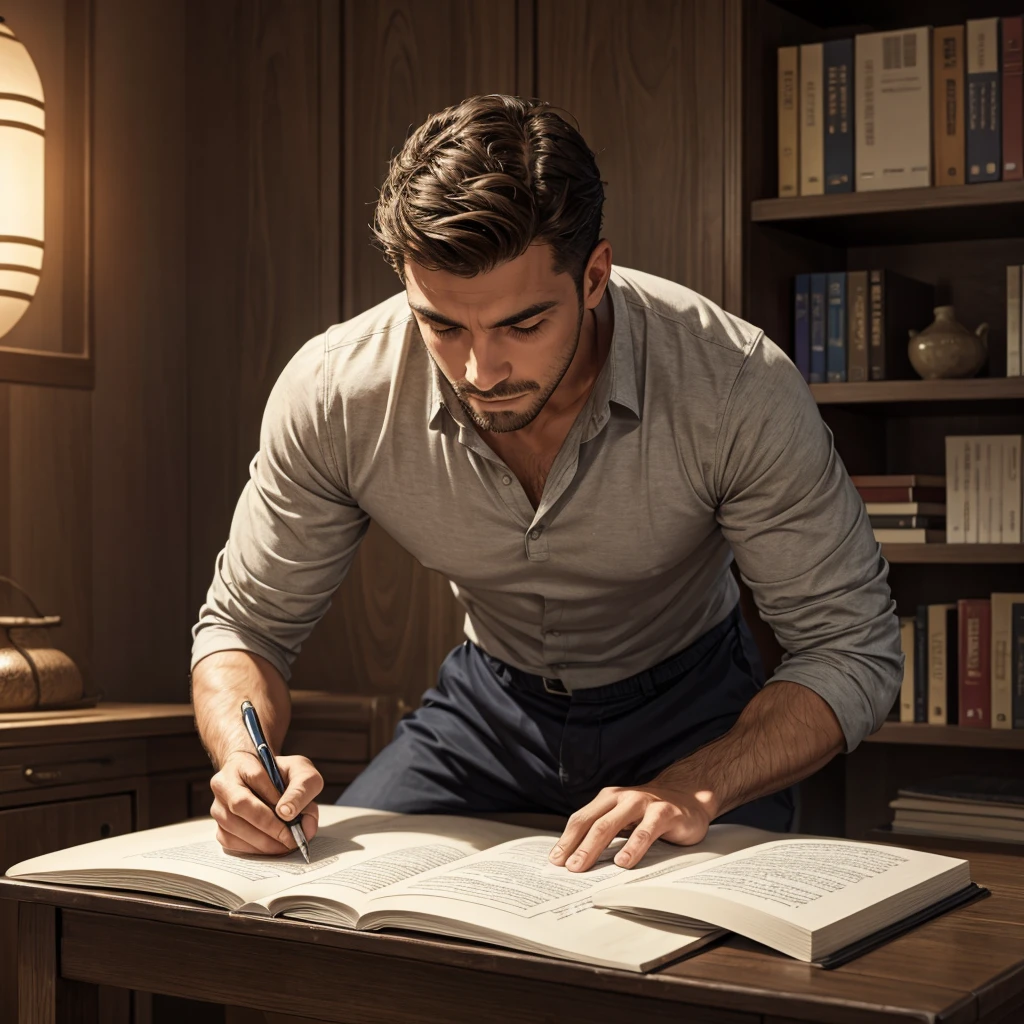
[4,847,1024,1024]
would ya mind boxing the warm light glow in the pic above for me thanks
[0,17,45,340]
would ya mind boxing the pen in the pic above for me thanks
[240,699,310,863]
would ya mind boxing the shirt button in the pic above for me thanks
[501,474,512,486]
[529,528,542,540]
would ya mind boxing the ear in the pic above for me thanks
[582,240,613,311]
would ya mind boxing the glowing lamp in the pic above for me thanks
[0,15,45,340]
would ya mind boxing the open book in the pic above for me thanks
[7,807,978,971]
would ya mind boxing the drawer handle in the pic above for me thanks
[23,767,62,783]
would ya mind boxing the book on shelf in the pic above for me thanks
[967,19,1001,183]
[914,605,929,724]
[1003,18,1023,181]
[846,270,869,381]
[1008,265,1022,378]
[4,809,982,971]
[869,270,935,380]
[855,27,931,191]
[899,616,916,723]
[800,42,824,196]
[824,39,854,193]
[874,528,945,544]
[933,26,966,186]
[927,604,959,725]
[810,272,827,382]
[958,599,991,727]
[991,593,1024,729]
[1013,603,1024,728]
[852,474,946,488]
[870,515,945,529]
[864,501,947,516]
[860,485,946,503]
[794,274,810,379]
[945,435,1023,543]
[890,776,1024,844]
[778,46,800,197]
[826,272,847,381]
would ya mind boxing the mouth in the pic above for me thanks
[471,393,530,407]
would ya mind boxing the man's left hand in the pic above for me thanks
[548,784,715,872]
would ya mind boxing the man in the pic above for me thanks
[191,94,901,874]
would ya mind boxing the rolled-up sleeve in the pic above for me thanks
[713,334,902,750]
[191,334,368,680]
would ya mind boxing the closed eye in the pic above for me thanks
[510,321,544,336]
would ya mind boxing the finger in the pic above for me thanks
[214,765,297,849]
[299,801,320,841]
[549,790,620,865]
[613,805,674,868]
[212,808,292,856]
[565,799,646,873]
[274,756,325,821]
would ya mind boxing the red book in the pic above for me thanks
[856,486,947,503]
[1003,17,1024,181]
[958,599,991,727]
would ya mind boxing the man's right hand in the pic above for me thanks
[209,750,324,855]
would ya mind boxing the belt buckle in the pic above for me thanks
[542,677,569,696]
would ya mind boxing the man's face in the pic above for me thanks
[404,244,585,433]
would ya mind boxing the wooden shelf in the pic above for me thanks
[865,723,1024,749]
[751,182,1024,245]
[810,378,1024,405]
[881,544,1024,564]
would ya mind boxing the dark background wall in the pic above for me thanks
[0,0,741,713]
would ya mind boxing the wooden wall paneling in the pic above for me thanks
[536,0,727,303]
[90,0,190,704]
[186,0,330,673]
[298,0,518,708]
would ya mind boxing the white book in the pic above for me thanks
[978,436,995,543]
[927,603,955,724]
[864,501,947,515]
[899,617,916,723]
[1004,435,1023,543]
[800,43,824,195]
[778,46,800,198]
[944,436,965,543]
[1008,266,1022,378]
[991,593,1024,729]
[873,528,944,544]
[855,27,932,191]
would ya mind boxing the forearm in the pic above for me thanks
[653,681,844,819]
[191,650,292,769]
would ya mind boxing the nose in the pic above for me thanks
[464,338,509,393]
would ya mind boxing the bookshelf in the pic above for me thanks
[740,0,1024,845]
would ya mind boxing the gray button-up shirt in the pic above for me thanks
[192,266,902,750]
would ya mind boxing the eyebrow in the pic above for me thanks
[408,300,559,330]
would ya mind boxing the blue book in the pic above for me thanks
[826,272,847,382]
[794,274,810,381]
[809,273,827,383]
[824,39,854,192]
[967,19,1001,183]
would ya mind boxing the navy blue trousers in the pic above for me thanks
[338,605,795,831]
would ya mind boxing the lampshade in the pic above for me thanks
[0,17,45,341]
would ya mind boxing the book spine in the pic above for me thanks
[899,618,916,723]
[967,19,1002,183]
[824,39,854,192]
[800,43,825,195]
[933,26,966,185]
[992,594,1022,728]
[868,269,885,379]
[1009,266,1022,377]
[1013,604,1024,728]
[846,270,869,382]
[994,436,1005,543]
[968,437,981,543]
[778,47,800,197]
[857,486,946,502]
[1004,435,1023,542]
[928,604,949,724]
[1002,18,1023,180]
[978,436,994,543]
[914,605,928,723]
[810,273,827,382]
[958,599,991,726]
[826,272,847,381]
[946,606,960,726]
[869,515,944,528]
[945,435,965,543]
[794,274,810,380]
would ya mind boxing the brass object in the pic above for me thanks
[908,306,990,380]
[0,575,94,711]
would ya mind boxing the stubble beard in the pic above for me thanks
[453,301,585,434]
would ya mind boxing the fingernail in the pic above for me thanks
[615,851,631,867]
[549,845,563,862]
[567,854,582,869]
[279,803,292,818]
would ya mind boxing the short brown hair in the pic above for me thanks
[373,94,604,286]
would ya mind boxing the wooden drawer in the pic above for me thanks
[0,739,146,794]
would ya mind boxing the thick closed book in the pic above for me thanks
[958,599,991,727]
[1003,18,1023,180]
[852,474,946,488]
[873,528,945,544]
[855,28,932,191]
[990,593,1024,729]
[594,839,974,966]
[869,515,945,529]
[778,46,800,197]
[933,26,966,185]
[824,39,854,192]
[846,270,870,381]
[865,501,946,516]
[858,485,946,503]
[899,617,916,723]
[1008,266,1022,377]
[810,273,827,382]
[945,436,968,543]
[1013,603,1024,728]
[914,605,929,723]
[868,270,935,380]
[800,43,825,195]
[967,19,1001,182]
[794,274,810,380]
[928,604,958,725]
[826,272,847,381]
[1003,435,1022,541]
